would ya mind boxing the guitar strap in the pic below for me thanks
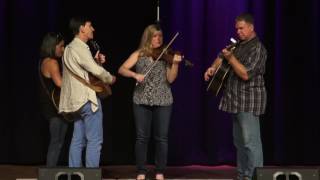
[62,58,105,92]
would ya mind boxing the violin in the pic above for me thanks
[138,32,193,83]
[150,47,194,67]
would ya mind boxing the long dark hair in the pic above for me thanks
[40,32,64,59]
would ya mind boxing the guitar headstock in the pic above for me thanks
[226,37,240,51]
[230,37,237,44]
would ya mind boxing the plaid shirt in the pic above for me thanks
[219,36,267,115]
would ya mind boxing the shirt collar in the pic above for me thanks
[74,37,90,49]
[240,36,258,46]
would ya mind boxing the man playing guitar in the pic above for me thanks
[59,16,116,168]
[204,13,267,180]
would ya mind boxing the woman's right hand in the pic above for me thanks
[204,67,216,81]
[134,73,145,83]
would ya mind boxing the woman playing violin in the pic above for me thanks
[118,24,182,180]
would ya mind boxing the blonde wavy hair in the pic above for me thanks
[138,24,163,57]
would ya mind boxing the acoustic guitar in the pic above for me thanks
[206,38,239,96]
[206,59,231,96]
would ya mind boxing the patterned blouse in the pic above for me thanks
[219,36,267,115]
[133,56,173,106]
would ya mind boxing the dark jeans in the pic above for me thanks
[133,103,172,174]
[46,116,68,167]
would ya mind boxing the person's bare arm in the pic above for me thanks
[118,51,145,83]
[204,57,222,81]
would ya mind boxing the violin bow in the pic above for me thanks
[143,32,179,78]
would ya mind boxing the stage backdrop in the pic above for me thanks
[0,0,319,166]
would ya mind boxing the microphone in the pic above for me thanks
[89,40,101,57]
[184,59,194,67]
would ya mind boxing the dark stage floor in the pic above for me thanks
[0,165,237,180]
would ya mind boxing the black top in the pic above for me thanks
[38,62,61,120]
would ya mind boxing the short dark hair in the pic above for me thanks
[40,32,64,59]
[69,16,91,36]
[235,13,254,25]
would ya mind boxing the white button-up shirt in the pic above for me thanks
[59,38,113,113]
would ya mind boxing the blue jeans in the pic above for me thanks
[232,112,263,180]
[133,104,172,174]
[69,100,103,167]
[46,116,68,167]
